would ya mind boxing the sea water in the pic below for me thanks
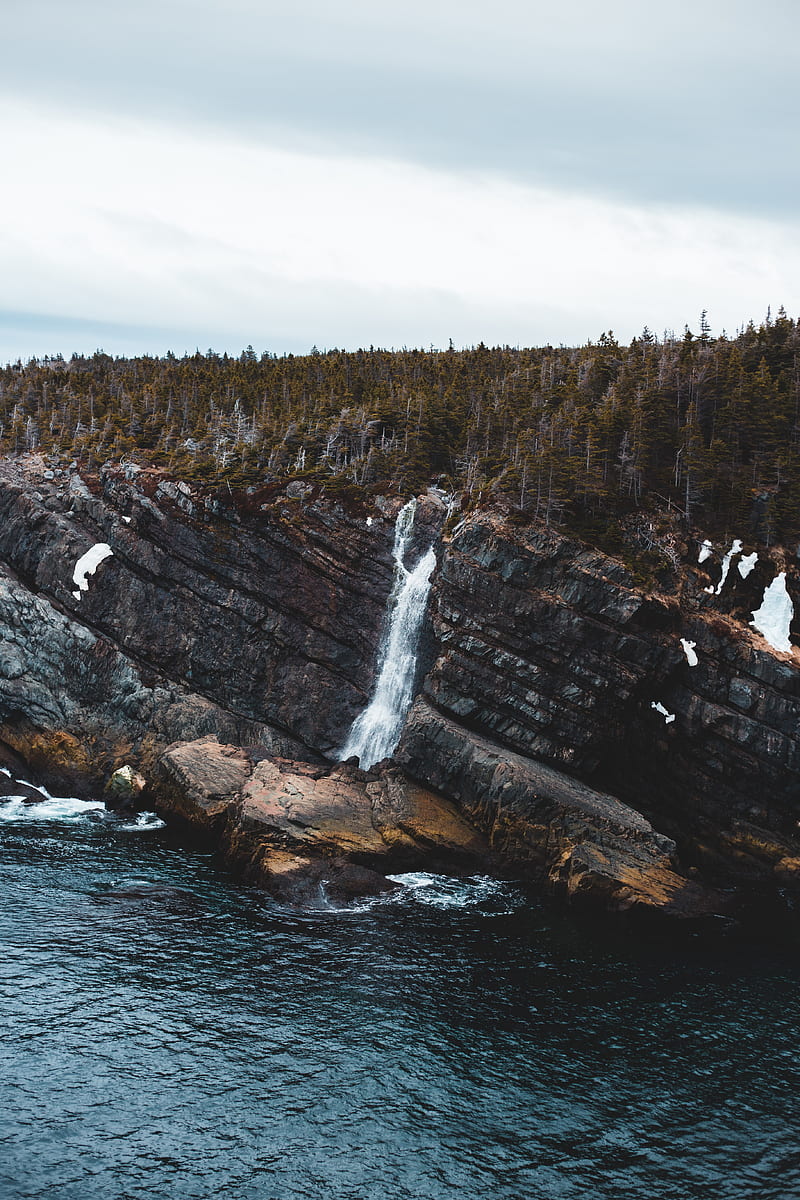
[1,791,799,1200]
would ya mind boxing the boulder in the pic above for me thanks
[104,764,147,809]
[158,737,490,906]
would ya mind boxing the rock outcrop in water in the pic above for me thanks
[158,735,489,905]
[1,453,799,919]
[396,699,726,917]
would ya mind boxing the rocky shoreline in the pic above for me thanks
[1,453,799,922]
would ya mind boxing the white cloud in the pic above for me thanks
[3,0,798,225]
[2,100,799,359]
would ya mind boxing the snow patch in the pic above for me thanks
[714,539,743,594]
[72,543,113,599]
[680,638,698,667]
[366,516,373,527]
[651,701,676,724]
[121,516,132,525]
[698,539,713,564]
[738,552,758,579]
[750,572,794,653]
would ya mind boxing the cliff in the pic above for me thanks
[398,512,800,891]
[1,453,799,920]
[0,456,414,778]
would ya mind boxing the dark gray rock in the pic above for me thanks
[0,458,408,761]
[396,698,727,917]
[418,511,800,883]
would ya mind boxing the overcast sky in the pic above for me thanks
[2,0,798,361]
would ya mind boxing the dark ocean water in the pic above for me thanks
[1,792,799,1200]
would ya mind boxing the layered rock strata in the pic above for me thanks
[400,512,800,889]
[1,453,800,917]
[0,457,433,782]
[396,699,725,916]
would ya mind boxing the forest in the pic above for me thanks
[2,308,799,547]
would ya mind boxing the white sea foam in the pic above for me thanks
[386,871,518,911]
[304,872,519,915]
[0,789,104,822]
[117,811,167,831]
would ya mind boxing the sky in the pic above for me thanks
[2,0,798,362]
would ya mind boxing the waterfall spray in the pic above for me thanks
[340,499,437,769]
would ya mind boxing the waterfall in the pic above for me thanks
[340,499,437,770]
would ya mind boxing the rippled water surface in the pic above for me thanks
[2,794,799,1200]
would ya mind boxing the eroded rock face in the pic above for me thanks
[0,566,307,795]
[0,460,439,787]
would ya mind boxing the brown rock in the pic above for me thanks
[251,849,400,907]
[550,843,726,917]
[774,856,800,886]
[240,758,386,857]
[158,737,490,906]
[369,770,488,860]
[160,737,252,827]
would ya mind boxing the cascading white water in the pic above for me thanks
[340,499,437,770]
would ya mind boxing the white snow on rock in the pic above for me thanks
[698,539,713,564]
[750,572,794,653]
[366,516,373,527]
[738,552,758,579]
[651,701,676,724]
[680,639,698,667]
[72,543,114,600]
[121,516,132,525]
[715,538,743,594]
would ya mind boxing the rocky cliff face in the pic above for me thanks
[0,457,429,780]
[398,512,800,891]
[1,454,799,919]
